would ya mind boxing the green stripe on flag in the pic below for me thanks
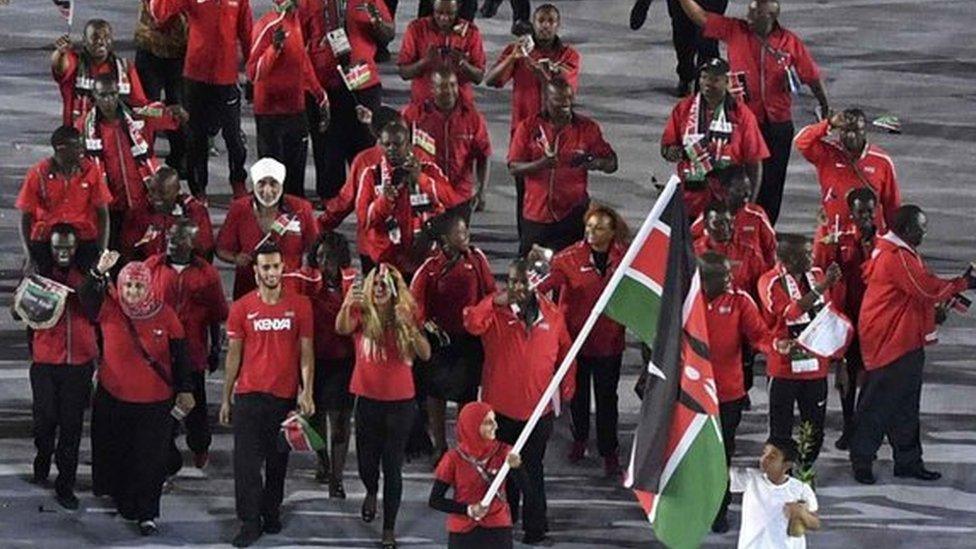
[604,275,662,346]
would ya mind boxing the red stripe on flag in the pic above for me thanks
[680,287,720,416]
[633,488,655,518]
[630,228,670,286]
[284,421,312,451]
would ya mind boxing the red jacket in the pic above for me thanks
[121,194,215,260]
[16,157,112,242]
[490,39,580,134]
[397,17,486,105]
[507,112,615,224]
[758,265,831,380]
[859,232,969,370]
[703,15,821,125]
[411,247,495,335]
[402,99,492,208]
[299,0,389,91]
[319,144,384,231]
[289,265,356,361]
[55,51,149,126]
[537,240,626,357]
[661,95,769,219]
[354,152,449,273]
[794,119,901,229]
[694,235,767,297]
[31,267,100,366]
[463,294,575,421]
[705,290,772,402]
[150,0,253,86]
[247,8,327,115]
[812,220,874,322]
[691,203,777,268]
[145,254,228,371]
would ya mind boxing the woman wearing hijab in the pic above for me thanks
[335,262,431,549]
[216,158,319,299]
[80,250,194,536]
[428,402,522,548]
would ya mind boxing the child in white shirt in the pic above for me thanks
[731,437,821,549]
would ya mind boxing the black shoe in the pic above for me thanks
[138,520,158,536]
[834,433,850,451]
[55,490,79,510]
[630,0,653,30]
[674,79,693,98]
[361,494,377,523]
[894,465,941,481]
[522,532,551,545]
[852,465,876,485]
[32,455,50,485]
[232,523,262,547]
[329,479,346,499]
[711,514,730,533]
[262,515,282,534]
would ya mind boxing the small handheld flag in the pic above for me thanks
[280,413,326,452]
[52,0,73,27]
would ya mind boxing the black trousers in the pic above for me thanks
[256,113,310,198]
[518,202,588,257]
[183,370,211,454]
[30,362,93,494]
[233,393,294,526]
[755,121,795,226]
[717,396,746,520]
[496,412,553,539]
[28,240,99,274]
[91,388,172,521]
[850,348,925,470]
[449,526,514,548]
[514,176,525,241]
[184,78,248,196]
[570,354,622,457]
[355,397,415,531]
[768,377,827,466]
[307,85,381,200]
[839,336,864,437]
[667,0,728,83]
[134,49,186,171]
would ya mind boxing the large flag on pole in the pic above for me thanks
[52,0,73,26]
[613,176,727,549]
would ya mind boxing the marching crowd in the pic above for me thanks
[13,0,976,548]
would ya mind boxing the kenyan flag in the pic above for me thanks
[609,177,727,548]
[280,413,325,453]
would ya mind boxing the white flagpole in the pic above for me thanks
[479,176,681,506]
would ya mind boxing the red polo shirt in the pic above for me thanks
[706,290,772,402]
[463,294,575,421]
[434,444,513,533]
[661,95,770,219]
[16,157,112,242]
[98,294,185,403]
[31,268,100,366]
[319,144,384,231]
[216,195,320,298]
[150,0,253,86]
[537,240,626,358]
[403,99,492,208]
[508,112,615,224]
[145,254,228,371]
[247,8,327,115]
[694,236,767,297]
[795,119,901,230]
[691,203,777,268]
[411,247,496,335]
[54,51,148,126]
[227,289,313,399]
[347,309,417,401]
[490,40,580,134]
[299,0,389,91]
[859,233,968,370]
[397,17,486,105]
[703,15,821,125]
[757,265,831,380]
[120,194,215,259]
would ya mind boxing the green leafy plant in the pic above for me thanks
[795,420,818,488]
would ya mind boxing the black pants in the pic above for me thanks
[850,348,925,470]
[233,393,294,526]
[755,121,795,226]
[28,240,99,274]
[570,354,622,457]
[514,176,525,241]
[449,526,514,548]
[355,397,415,531]
[184,78,247,196]
[496,412,552,539]
[30,362,93,494]
[839,336,864,438]
[519,202,588,257]
[256,113,309,198]
[135,49,186,172]
[768,377,827,466]
[667,0,728,83]
[307,85,381,200]
[716,396,746,520]
[91,388,172,521]
[184,370,211,454]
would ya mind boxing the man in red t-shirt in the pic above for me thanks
[508,78,617,256]
[220,241,314,547]
[17,126,112,274]
[677,0,830,225]
[397,0,486,106]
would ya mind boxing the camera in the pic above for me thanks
[391,166,411,187]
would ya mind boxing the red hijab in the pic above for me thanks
[117,261,163,319]
[456,402,499,460]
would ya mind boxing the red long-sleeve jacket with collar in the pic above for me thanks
[858,232,969,370]
[705,289,773,403]
[411,246,495,335]
[247,7,327,115]
[691,203,777,269]
[757,264,831,380]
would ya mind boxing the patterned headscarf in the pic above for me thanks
[117,261,162,319]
